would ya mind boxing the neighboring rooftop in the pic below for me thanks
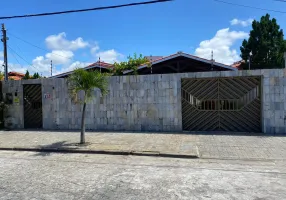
[124,52,237,75]
[51,61,113,78]
[1,71,25,80]
[52,51,237,78]
[231,60,245,70]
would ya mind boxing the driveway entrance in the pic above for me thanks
[181,76,262,132]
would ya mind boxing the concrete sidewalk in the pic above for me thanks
[0,131,286,160]
[0,131,199,158]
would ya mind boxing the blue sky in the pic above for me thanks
[0,0,285,76]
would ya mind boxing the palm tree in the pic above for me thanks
[68,68,109,144]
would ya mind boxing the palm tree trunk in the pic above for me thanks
[80,94,87,144]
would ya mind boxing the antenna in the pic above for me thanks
[50,60,53,77]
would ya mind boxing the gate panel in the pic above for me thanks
[181,77,261,132]
[23,84,43,129]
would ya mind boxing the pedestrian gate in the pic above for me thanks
[23,84,43,128]
[181,77,261,132]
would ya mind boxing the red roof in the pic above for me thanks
[52,61,114,78]
[8,71,25,77]
[85,61,114,69]
[1,71,25,80]
[231,60,245,70]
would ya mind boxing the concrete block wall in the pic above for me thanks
[2,69,286,134]
[2,74,183,132]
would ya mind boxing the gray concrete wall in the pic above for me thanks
[2,69,286,134]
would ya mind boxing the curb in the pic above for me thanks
[0,147,200,159]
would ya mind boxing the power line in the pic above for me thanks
[8,31,73,59]
[8,66,14,72]
[1,61,15,73]
[0,0,172,20]
[8,49,22,67]
[7,32,85,73]
[213,0,286,14]
[274,0,286,2]
[7,45,39,71]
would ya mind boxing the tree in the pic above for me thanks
[32,72,40,79]
[113,53,150,75]
[23,70,30,80]
[0,72,4,80]
[240,14,285,69]
[67,68,109,144]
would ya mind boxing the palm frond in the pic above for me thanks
[67,68,110,103]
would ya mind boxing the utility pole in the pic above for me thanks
[50,60,53,77]
[150,55,152,74]
[249,51,252,70]
[99,57,101,73]
[1,24,8,81]
[211,50,214,71]
[284,52,286,68]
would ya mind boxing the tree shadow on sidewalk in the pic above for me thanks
[33,141,84,157]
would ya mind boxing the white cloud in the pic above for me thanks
[45,50,74,65]
[195,28,248,65]
[0,58,34,75]
[95,49,123,63]
[6,62,27,74]
[90,46,100,55]
[230,18,253,27]
[31,50,74,75]
[53,61,92,76]
[45,32,89,50]
[31,56,52,74]
[5,32,124,77]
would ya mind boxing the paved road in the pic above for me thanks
[0,151,286,200]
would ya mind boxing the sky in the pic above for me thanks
[0,0,285,76]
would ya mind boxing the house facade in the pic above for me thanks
[2,68,286,135]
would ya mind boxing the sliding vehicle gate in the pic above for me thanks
[181,77,261,132]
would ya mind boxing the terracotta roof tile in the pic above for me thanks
[52,61,114,78]
[231,60,245,70]
[8,71,25,77]
[85,61,114,69]
[8,76,23,80]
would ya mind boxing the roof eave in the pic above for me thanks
[123,52,237,74]
[51,65,110,78]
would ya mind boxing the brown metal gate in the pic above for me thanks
[23,84,43,129]
[181,76,261,132]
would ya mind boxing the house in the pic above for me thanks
[231,60,245,70]
[52,61,113,78]
[1,71,25,80]
[52,51,237,78]
[124,52,237,75]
